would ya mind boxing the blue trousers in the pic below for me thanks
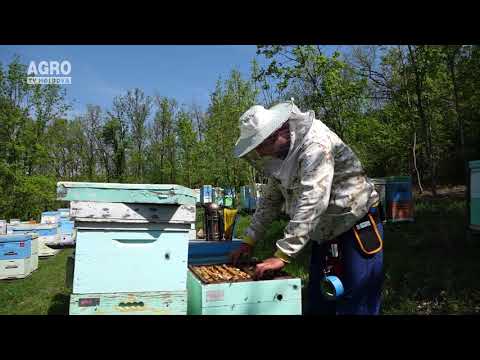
[307,220,384,315]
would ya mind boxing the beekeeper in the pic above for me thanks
[231,100,385,315]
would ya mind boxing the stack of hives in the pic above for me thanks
[58,181,197,315]
[0,234,39,280]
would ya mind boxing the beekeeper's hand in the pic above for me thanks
[230,243,253,265]
[255,257,285,279]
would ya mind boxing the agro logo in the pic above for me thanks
[27,60,72,85]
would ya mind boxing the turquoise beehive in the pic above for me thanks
[73,222,190,294]
[470,161,480,232]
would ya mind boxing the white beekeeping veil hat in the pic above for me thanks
[234,99,298,158]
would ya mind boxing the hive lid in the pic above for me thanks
[0,234,33,242]
[10,223,57,231]
[42,211,60,216]
[57,182,196,205]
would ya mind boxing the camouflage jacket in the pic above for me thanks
[244,107,379,260]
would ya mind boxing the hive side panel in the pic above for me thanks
[186,270,203,315]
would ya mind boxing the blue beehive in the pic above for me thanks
[10,224,60,257]
[59,219,75,244]
[41,211,61,224]
[73,222,190,294]
[0,234,38,279]
[10,224,59,237]
[200,185,214,205]
[64,182,195,315]
[386,176,414,222]
[0,234,32,260]
[59,219,74,235]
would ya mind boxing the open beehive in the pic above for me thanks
[189,263,291,284]
[187,263,302,315]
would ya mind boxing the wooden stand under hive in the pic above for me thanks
[58,182,196,315]
[187,262,302,315]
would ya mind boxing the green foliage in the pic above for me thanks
[0,58,71,220]
[255,45,480,188]
[202,69,259,187]
[0,173,60,221]
[1,45,480,220]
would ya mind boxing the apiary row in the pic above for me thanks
[0,208,75,266]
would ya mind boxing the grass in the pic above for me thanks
[0,249,73,315]
[1,195,479,314]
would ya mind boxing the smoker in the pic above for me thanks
[203,203,224,241]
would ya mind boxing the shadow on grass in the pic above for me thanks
[47,293,70,315]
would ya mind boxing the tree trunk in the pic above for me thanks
[446,47,467,185]
[408,45,437,197]
[413,131,424,193]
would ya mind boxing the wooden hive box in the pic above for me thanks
[0,234,38,279]
[0,257,33,280]
[70,201,195,224]
[0,234,32,261]
[73,222,190,294]
[187,264,302,315]
[69,291,187,315]
[10,224,60,257]
[59,219,74,235]
[66,253,187,315]
[57,182,197,206]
